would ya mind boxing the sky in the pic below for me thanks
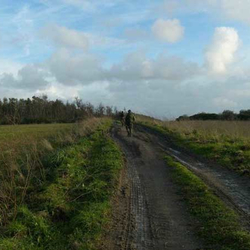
[1,0,250,118]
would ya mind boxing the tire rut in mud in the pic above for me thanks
[136,124,250,230]
[106,124,204,250]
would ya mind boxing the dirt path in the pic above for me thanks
[100,123,205,250]
[137,124,250,230]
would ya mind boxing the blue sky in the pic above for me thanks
[1,0,250,118]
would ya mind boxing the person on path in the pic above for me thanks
[120,111,125,127]
[125,110,135,137]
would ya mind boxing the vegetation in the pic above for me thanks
[165,155,250,250]
[138,118,250,175]
[0,96,117,125]
[177,109,250,121]
[0,118,123,249]
[0,123,73,152]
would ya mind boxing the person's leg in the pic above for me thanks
[126,125,129,136]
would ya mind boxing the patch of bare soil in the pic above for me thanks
[100,123,205,250]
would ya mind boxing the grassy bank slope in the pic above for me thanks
[138,119,250,175]
[165,155,250,250]
[0,119,123,249]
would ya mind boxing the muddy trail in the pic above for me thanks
[136,124,250,229]
[100,123,205,250]
[100,122,250,250]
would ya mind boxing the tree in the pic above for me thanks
[221,110,236,121]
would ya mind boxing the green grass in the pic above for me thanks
[138,121,250,175]
[0,119,123,249]
[0,123,74,152]
[0,119,101,225]
[0,123,73,138]
[165,155,250,250]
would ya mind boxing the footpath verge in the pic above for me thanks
[165,155,250,250]
[138,121,250,176]
[0,119,123,250]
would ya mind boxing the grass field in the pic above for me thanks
[162,120,250,140]
[138,117,250,175]
[0,123,74,152]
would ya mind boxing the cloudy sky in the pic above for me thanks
[1,0,250,118]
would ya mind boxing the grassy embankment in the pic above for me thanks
[165,155,250,250]
[0,119,123,249]
[138,117,250,175]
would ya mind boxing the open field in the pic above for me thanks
[0,123,74,152]
[0,123,73,139]
[162,120,250,141]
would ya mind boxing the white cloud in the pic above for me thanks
[46,48,104,85]
[109,51,199,81]
[152,19,184,43]
[0,64,50,90]
[36,83,80,100]
[0,59,23,76]
[41,24,89,50]
[205,27,240,74]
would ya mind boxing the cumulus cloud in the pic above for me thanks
[0,59,23,76]
[109,51,199,81]
[205,27,240,74]
[41,24,89,50]
[0,64,49,90]
[152,19,184,43]
[46,48,105,85]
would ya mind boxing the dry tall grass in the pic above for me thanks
[137,113,250,141]
[162,120,250,141]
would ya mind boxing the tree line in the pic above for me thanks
[177,110,250,121]
[0,96,117,125]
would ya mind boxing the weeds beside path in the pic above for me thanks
[165,155,250,250]
[0,119,123,250]
[138,120,250,176]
